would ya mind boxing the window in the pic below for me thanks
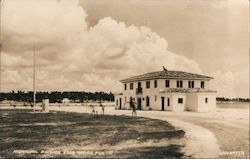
[178,98,183,104]
[165,80,170,87]
[146,96,150,106]
[201,81,205,88]
[146,81,150,88]
[138,82,141,88]
[154,80,157,88]
[116,99,118,106]
[205,97,208,103]
[130,83,133,90]
[177,80,183,88]
[125,96,127,102]
[188,81,194,88]
[155,95,157,101]
[124,83,127,90]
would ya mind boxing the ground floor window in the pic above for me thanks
[178,98,183,104]
[155,95,157,102]
[116,99,118,106]
[205,97,208,103]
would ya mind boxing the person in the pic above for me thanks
[95,110,98,117]
[132,99,137,117]
[101,104,105,115]
[90,106,95,117]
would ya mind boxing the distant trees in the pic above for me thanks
[216,97,250,103]
[0,91,114,103]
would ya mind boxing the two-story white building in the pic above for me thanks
[114,69,216,112]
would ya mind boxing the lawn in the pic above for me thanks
[0,109,186,158]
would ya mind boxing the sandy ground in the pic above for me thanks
[1,105,249,158]
[48,106,249,158]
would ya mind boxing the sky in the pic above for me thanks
[1,0,249,98]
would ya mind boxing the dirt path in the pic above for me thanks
[171,114,249,158]
[49,106,224,158]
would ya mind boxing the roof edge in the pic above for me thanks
[120,77,213,83]
[119,70,213,83]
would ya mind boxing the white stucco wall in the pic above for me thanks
[197,92,216,112]
[185,92,216,112]
[186,93,199,111]
[171,93,186,112]
[114,94,126,109]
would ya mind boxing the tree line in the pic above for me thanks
[216,97,250,102]
[0,91,114,103]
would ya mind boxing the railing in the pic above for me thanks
[136,87,143,94]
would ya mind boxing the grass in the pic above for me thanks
[0,109,186,158]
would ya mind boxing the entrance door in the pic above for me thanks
[161,97,165,111]
[167,98,170,107]
[119,98,122,109]
[137,98,142,110]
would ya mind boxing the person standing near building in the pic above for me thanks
[131,98,137,117]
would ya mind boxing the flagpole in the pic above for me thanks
[33,46,36,111]
[0,0,2,93]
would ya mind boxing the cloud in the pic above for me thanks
[1,0,215,94]
[210,69,249,98]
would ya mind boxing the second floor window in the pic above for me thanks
[138,82,141,88]
[124,83,127,90]
[188,81,194,88]
[146,81,150,88]
[201,81,205,88]
[130,83,133,90]
[154,80,157,88]
[177,80,183,88]
[165,80,170,87]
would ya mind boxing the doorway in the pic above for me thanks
[119,98,122,109]
[167,98,170,107]
[137,98,142,110]
[161,97,165,111]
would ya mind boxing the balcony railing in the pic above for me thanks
[136,87,143,94]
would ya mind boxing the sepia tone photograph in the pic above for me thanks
[0,0,249,158]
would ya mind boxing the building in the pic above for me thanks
[114,69,216,112]
[62,98,70,103]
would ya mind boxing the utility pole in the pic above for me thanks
[33,46,36,111]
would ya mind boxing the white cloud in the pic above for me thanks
[210,69,249,98]
[2,0,247,98]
